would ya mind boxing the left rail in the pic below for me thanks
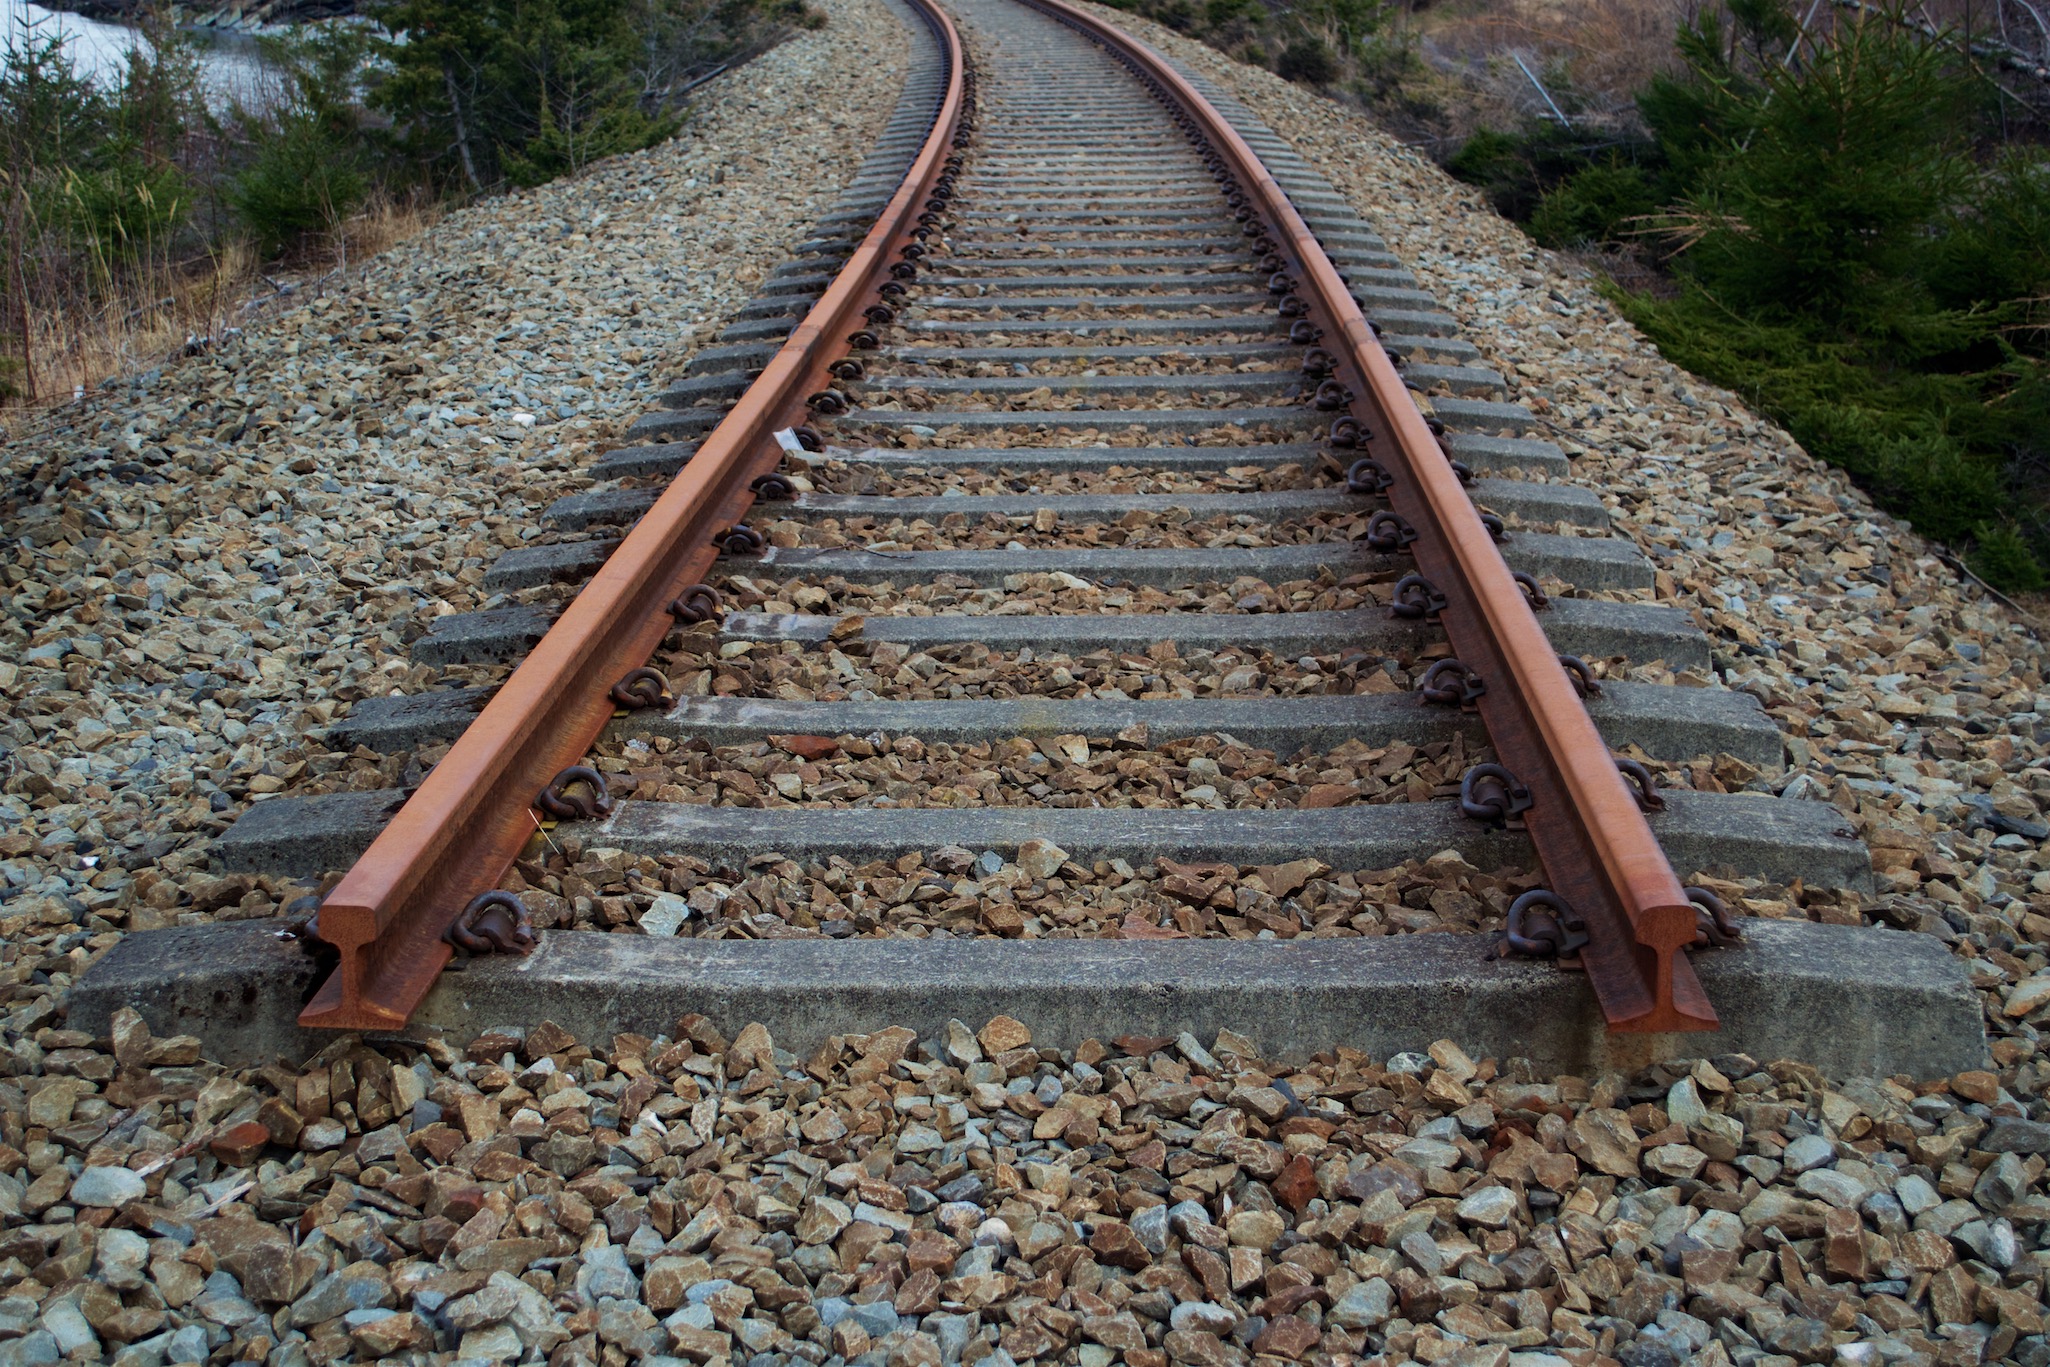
[299,6,970,1029]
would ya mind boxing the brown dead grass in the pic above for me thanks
[1407,0,1692,127]
[5,190,438,409]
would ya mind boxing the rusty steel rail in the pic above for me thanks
[1021,0,1717,1032]
[298,3,970,1030]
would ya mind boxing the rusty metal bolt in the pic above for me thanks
[1460,763,1533,828]
[1687,887,1742,947]
[1501,890,1588,961]
[1418,658,1485,708]
[610,667,673,711]
[1312,380,1352,411]
[1558,654,1602,697]
[445,891,536,957]
[1364,511,1417,552]
[1390,573,1448,620]
[537,765,612,821]
[1615,757,1665,812]
[1345,458,1392,495]
[715,524,766,555]
[669,583,723,623]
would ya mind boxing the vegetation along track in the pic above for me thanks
[208,0,1871,1037]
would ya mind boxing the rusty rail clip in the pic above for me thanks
[715,525,765,555]
[670,583,724,623]
[537,765,612,821]
[1346,458,1392,495]
[1498,889,1590,963]
[1418,659,1485,708]
[610,668,673,711]
[1460,762,1532,827]
[1558,654,1601,698]
[1364,511,1418,552]
[1687,887,1742,947]
[1389,573,1447,619]
[444,891,535,958]
[1615,757,1665,812]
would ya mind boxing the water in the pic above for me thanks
[0,0,275,106]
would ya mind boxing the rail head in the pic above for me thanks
[297,0,971,1030]
[1019,0,1714,1032]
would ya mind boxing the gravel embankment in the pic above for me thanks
[0,0,907,937]
[1067,0,2050,1042]
[0,5,2044,1366]
[1068,3,2050,981]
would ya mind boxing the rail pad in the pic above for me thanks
[72,918,1983,1077]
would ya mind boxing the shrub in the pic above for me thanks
[1527,161,1654,247]
[1451,0,2050,588]
[1203,0,1257,31]
[1970,525,2047,593]
[231,116,368,252]
[54,154,190,266]
[1447,123,1655,223]
[1277,38,1339,85]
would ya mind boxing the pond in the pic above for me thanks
[1,0,278,107]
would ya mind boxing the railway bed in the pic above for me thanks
[78,0,1981,1075]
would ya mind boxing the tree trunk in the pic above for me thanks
[444,63,485,192]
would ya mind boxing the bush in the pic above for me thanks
[372,0,768,190]
[1453,0,2050,588]
[1203,0,1257,31]
[1527,162,1654,247]
[230,116,368,252]
[54,154,191,265]
[1970,525,2047,593]
[1277,38,1339,85]
[1447,123,1657,224]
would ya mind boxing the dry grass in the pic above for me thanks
[339,191,440,264]
[3,190,437,409]
[11,240,251,404]
[1412,0,1693,124]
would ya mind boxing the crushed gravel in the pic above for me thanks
[0,5,2045,1366]
[651,637,1430,704]
[1068,0,2050,1066]
[0,0,909,940]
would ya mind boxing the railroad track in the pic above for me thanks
[187,0,1877,1044]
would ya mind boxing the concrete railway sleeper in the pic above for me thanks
[83,0,1980,1068]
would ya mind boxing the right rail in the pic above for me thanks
[1023,0,1717,1031]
